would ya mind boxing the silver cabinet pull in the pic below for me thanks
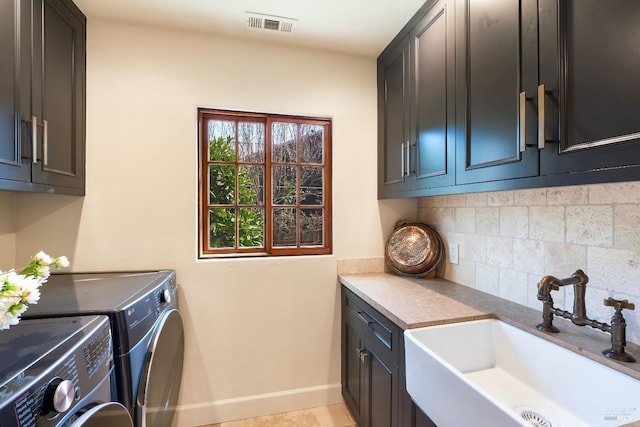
[519,91,527,152]
[400,142,406,177]
[42,120,48,166]
[31,116,38,163]
[538,84,546,149]
[406,141,411,176]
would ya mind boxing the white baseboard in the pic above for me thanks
[173,383,343,426]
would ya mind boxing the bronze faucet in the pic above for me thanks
[536,269,636,363]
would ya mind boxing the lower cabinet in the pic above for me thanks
[341,287,436,427]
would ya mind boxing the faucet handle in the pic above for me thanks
[603,297,635,312]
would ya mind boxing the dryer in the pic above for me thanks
[0,316,133,427]
[22,270,184,427]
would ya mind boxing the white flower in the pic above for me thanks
[0,312,19,330]
[0,272,23,297]
[34,251,54,266]
[19,276,41,305]
[0,251,69,330]
[36,265,51,280]
[55,256,70,268]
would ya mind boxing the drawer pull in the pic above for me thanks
[356,311,375,326]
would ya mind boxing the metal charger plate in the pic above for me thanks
[385,221,444,277]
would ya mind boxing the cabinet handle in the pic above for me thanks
[42,120,48,166]
[405,141,411,176]
[358,348,369,363]
[356,311,375,327]
[400,142,406,177]
[31,116,38,163]
[519,92,527,152]
[538,84,546,149]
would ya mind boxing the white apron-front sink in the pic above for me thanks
[405,318,640,427]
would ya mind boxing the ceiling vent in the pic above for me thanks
[245,12,298,34]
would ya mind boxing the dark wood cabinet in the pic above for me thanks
[410,0,455,190]
[378,36,411,196]
[538,0,640,176]
[342,287,437,427]
[31,0,86,191]
[0,0,85,195]
[342,288,401,427]
[378,0,640,197]
[455,0,539,185]
[0,0,31,183]
[378,0,455,198]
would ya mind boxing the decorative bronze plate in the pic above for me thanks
[385,222,444,277]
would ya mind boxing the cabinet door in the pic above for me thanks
[342,315,365,426]
[378,36,411,197]
[0,0,31,183]
[410,0,455,190]
[412,403,437,427]
[455,0,539,185]
[31,0,85,191]
[539,0,640,175]
[363,343,399,427]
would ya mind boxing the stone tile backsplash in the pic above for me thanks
[418,182,640,345]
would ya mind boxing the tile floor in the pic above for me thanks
[203,403,356,427]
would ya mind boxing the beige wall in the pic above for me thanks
[419,183,640,346]
[11,19,415,425]
[0,191,16,270]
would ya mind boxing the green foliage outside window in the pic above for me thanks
[209,136,264,248]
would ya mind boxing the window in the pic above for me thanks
[198,109,332,257]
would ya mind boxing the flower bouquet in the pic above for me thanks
[0,251,70,330]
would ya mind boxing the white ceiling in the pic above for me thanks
[73,0,426,58]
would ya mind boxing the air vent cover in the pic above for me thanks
[246,12,298,34]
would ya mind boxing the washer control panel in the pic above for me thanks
[0,316,112,427]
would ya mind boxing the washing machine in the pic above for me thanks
[22,270,184,427]
[0,316,133,427]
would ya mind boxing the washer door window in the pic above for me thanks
[136,309,184,427]
[72,402,133,427]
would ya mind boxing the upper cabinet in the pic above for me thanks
[0,0,32,183]
[455,0,539,185]
[0,0,85,195]
[538,0,640,176]
[378,36,411,196]
[378,0,455,198]
[410,0,455,191]
[378,0,640,198]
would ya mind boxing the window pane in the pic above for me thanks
[272,122,297,163]
[238,165,264,205]
[209,208,235,249]
[300,166,323,205]
[208,120,236,161]
[300,124,324,164]
[239,208,264,248]
[238,122,265,163]
[273,208,297,247]
[272,165,297,205]
[301,209,324,246]
[209,165,236,205]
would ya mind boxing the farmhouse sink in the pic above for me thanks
[405,319,640,427]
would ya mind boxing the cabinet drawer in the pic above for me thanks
[343,287,401,364]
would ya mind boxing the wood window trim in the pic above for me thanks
[198,108,332,258]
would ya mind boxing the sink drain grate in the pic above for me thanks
[520,409,552,427]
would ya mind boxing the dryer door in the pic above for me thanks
[71,402,133,427]
[136,309,184,427]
